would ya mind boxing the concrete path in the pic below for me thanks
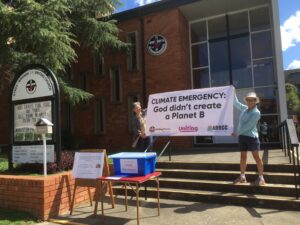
[42,197,300,225]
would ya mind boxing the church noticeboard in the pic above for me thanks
[9,64,61,165]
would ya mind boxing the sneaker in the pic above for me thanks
[233,176,247,184]
[252,177,266,186]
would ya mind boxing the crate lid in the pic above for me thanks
[109,152,156,159]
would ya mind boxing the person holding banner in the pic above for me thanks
[232,92,265,186]
[132,102,150,151]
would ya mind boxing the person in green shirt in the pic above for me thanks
[232,91,265,186]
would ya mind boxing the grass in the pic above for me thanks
[0,153,41,176]
[0,153,8,172]
[0,208,37,225]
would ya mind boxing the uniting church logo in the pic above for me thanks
[26,79,37,94]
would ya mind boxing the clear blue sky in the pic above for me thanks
[116,0,300,70]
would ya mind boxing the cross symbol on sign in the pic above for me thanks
[26,79,37,94]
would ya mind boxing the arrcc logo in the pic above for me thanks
[26,79,37,94]
[207,125,228,131]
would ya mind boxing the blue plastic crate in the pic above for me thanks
[109,152,157,176]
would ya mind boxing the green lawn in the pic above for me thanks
[0,208,37,225]
[0,153,8,172]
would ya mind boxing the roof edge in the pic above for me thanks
[109,0,200,21]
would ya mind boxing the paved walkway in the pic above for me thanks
[40,197,300,225]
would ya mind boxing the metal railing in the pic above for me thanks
[144,137,172,161]
[279,119,300,199]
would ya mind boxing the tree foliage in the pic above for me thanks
[0,0,127,103]
[286,83,300,113]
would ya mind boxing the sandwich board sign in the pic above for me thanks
[9,64,61,168]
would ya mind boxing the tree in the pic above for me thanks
[0,0,127,104]
[286,83,300,113]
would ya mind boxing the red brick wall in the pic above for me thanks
[0,172,95,220]
[0,8,194,150]
[70,8,193,150]
[143,9,193,147]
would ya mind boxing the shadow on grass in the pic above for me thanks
[0,208,38,225]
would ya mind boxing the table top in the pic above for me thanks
[98,171,162,183]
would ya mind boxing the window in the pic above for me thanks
[62,103,72,132]
[192,43,208,68]
[253,59,275,86]
[79,72,88,91]
[127,32,138,71]
[94,55,104,77]
[251,31,273,59]
[95,98,105,134]
[229,12,249,36]
[250,7,271,32]
[190,7,277,145]
[110,66,122,103]
[230,36,252,88]
[190,21,207,43]
[128,94,141,133]
[209,39,230,87]
[289,73,300,79]
[208,16,227,39]
[255,87,277,114]
[193,68,209,88]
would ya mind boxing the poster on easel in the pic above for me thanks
[72,152,105,179]
[70,149,115,215]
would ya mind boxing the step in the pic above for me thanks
[145,177,296,197]
[156,168,296,184]
[156,161,295,173]
[112,186,300,211]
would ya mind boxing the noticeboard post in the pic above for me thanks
[35,118,54,176]
[9,64,61,170]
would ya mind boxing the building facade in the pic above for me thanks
[0,0,287,150]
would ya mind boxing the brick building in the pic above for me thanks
[0,0,287,150]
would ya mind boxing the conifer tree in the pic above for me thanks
[0,0,127,104]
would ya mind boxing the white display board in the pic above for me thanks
[12,145,55,163]
[72,152,105,179]
[14,101,52,142]
[146,86,234,136]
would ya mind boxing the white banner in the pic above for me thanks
[145,86,234,136]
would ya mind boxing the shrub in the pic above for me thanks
[14,151,75,174]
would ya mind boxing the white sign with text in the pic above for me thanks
[12,69,54,101]
[72,152,105,179]
[145,86,234,136]
[12,145,55,163]
[120,159,138,174]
